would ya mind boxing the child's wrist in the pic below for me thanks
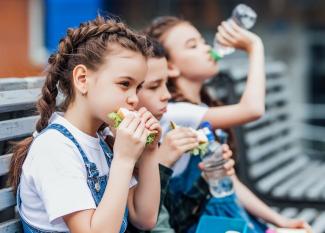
[112,155,137,169]
[158,150,176,168]
[138,148,159,165]
[143,144,159,153]
[247,38,263,54]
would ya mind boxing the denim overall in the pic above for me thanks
[169,156,267,233]
[17,123,128,233]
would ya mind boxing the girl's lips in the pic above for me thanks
[208,55,217,64]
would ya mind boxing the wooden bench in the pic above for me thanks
[0,77,44,233]
[207,61,325,232]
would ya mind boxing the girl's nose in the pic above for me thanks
[127,93,139,108]
[161,86,171,102]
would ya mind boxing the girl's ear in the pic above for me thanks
[72,64,88,95]
[167,62,180,78]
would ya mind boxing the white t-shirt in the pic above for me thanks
[20,112,137,232]
[160,102,208,177]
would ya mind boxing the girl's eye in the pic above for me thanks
[148,85,159,90]
[119,81,130,88]
[188,43,197,49]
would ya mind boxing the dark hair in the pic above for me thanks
[148,37,167,59]
[9,15,152,193]
[145,16,237,154]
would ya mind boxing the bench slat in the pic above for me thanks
[245,120,294,145]
[265,90,290,107]
[296,208,318,223]
[226,61,286,82]
[244,106,290,130]
[235,76,288,95]
[247,131,297,162]
[312,212,325,233]
[0,188,15,211]
[0,154,12,176]
[0,116,38,141]
[279,207,299,218]
[257,157,308,193]
[249,146,300,178]
[0,219,21,233]
[0,77,44,91]
[288,163,325,199]
[306,176,325,200]
[272,161,321,198]
[0,89,40,113]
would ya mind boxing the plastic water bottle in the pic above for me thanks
[199,122,234,197]
[210,4,257,61]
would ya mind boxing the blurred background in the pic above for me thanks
[1,0,324,138]
[1,0,325,231]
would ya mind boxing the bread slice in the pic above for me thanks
[117,107,138,119]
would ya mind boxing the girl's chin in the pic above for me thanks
[195,67,219,81]
[197,73,217,82]
[206,69,219,79]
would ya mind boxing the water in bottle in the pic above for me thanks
[199,122,234,197]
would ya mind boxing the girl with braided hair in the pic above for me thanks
[9,16,161,233]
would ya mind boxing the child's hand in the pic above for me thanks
[199,144,235,177]
[113,114,147,164]
[277,218,313,233]
[138,107,162,149]
[159,127,199,167]
[216,20,263,53]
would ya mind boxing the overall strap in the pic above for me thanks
[98,138,113,167]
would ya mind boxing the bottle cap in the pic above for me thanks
[199,121,215,142]
[209,49,222,61]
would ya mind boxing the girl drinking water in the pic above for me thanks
[145,16,311,233]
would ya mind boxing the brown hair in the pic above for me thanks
[9,15,152,193]
[143,16,187,60]
[147,37,167,59]
[144,16,237,153]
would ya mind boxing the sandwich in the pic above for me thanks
[108,108,157,145]
[170,121,209,156]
